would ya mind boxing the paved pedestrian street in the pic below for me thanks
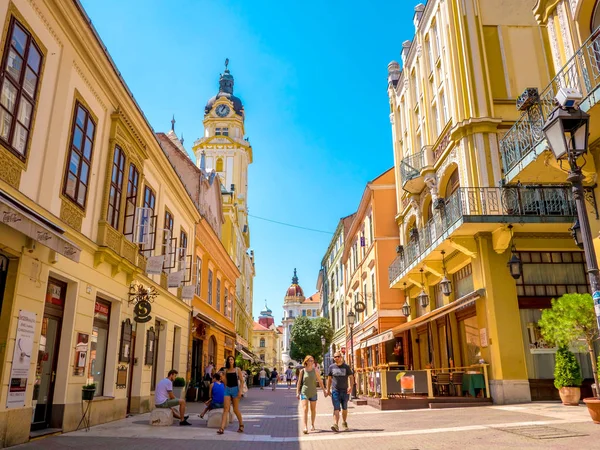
[14,386,600,450]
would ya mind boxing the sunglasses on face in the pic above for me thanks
[334,355,342,358]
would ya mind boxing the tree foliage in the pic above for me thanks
[553,347,582,389]
[538,293,597,349]
[538,293,599,398]
[289,316,334,363]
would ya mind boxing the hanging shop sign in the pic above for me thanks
[7,310,36,409]
[167,270,184,288]
[146,255,165,275]
[128,283,157,323]
[181,285,195,300]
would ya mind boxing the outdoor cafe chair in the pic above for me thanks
[433,372,451,396]
[451,371,464,396]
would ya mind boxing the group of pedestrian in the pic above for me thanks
[295,350,354,434]
[258,367,280,390]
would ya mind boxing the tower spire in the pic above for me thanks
[292,268,298,284]
[171,114,175,132]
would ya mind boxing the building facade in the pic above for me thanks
[0,1,199,446]
[386,0,590,405]
[341,169,404,391]
[157,130,239,384]
[192,65,254,358]
[281,269,321,366]
[252,303,282,370]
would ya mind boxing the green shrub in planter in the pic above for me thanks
[82,383,96,401]
[173,377,186,387]
[554,347,582,389]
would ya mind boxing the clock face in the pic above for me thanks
[215,104,230,117]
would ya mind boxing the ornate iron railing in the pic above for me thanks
[388,186,576,285]
[400,151,425,184]
[500,29,600,175]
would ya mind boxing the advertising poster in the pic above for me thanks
[146,255,165,275]
[7,310,36,408]
[167,270,184,288]
[74,333,89,376]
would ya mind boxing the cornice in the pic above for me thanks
[533,0,562,24]
[450,117,502,141]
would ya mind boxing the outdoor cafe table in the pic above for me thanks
[462,373,485,397]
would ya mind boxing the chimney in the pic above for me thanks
[414,4,426,30]
[387,61,401,88]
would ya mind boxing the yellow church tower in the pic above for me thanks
[193,59,255,352]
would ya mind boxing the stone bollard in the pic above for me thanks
[205,409,235,428]
[149,408,173,426]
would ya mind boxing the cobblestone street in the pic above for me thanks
[14,385,600,449]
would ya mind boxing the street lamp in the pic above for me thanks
[542,99,600,331]
[320,335,326,368]
[401,282,411,317]
[417,268,429,308]
[570,219,584,249]
[506,224,523,280]
[439,250,452,297]
[347,308,357,399]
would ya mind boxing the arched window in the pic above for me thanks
[216,158,224,172]
[445,168,459,198]
[208,335,217,366]
[260,337,265,348]
[593,2,600,32]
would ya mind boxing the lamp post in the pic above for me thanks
[347,309,357,399]
[542,101,600,332]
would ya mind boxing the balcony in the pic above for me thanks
[500,29,600,182]
[400,150,426,193]
[389,185,577,287]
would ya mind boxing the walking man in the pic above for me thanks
[285,366,294,389]
[326,351,354,432]
[154,369,191,426]
[270,367,279,390]
[259,367,267,390]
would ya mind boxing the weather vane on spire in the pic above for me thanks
[225,58,229,71]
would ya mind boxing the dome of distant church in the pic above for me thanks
[285,268,304,297]
[260,302,273,317]
[205,59,244,116]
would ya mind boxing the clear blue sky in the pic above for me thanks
[80,0,416,325]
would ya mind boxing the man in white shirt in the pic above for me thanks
[155,369,191,426]
[259,368,267,390]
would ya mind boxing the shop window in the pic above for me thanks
[516,251,589,297]
[63,101,95,208]
[459,315,481,366]
[107,147,125,229]
[123,163,139,240]
[453,264,473,299]
[88,299,111,395]
[0,18,43,159]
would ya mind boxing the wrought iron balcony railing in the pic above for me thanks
[388,185,576,285]
[400,151,425,184]
[500,28,600,176]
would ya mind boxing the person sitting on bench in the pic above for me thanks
[154,369,191,426]
[200,372,225,419]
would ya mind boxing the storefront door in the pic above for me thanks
[31,278,66,431]
[191,338,203,383]
[126,330,136,414]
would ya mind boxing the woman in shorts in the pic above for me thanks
[296,355,327,434]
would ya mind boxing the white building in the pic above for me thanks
[281,269,321,365]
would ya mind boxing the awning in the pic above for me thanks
[366,329,395,348]
[238,347,254,361]
[0,190,81,262]
[192,308,236,339]
[391,289,485,335]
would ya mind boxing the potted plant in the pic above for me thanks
[538,293,599,421]
[172,377,186,399]
[82,383,96,401]
[553,347,582,406]
[186,378,198,402]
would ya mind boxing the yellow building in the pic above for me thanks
[0,1,200,446]
[493,0,600,400]
[252,303,282,370]
[192,64,255,357]
[386,0,587,405]
[157,130,239,381]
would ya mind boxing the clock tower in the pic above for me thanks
[193,59,255,352]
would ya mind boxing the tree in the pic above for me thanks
[290,316,334,363]
[538,293,599,398]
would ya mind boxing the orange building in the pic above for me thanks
[342,168,405,394]
[158,130,239,383]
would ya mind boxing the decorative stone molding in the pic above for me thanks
[558,2,574,59]
[0,151,22,188]
[60,198,84,232]
[26,0,63,46]
[73,61,108,112]
[424,173,438,200]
